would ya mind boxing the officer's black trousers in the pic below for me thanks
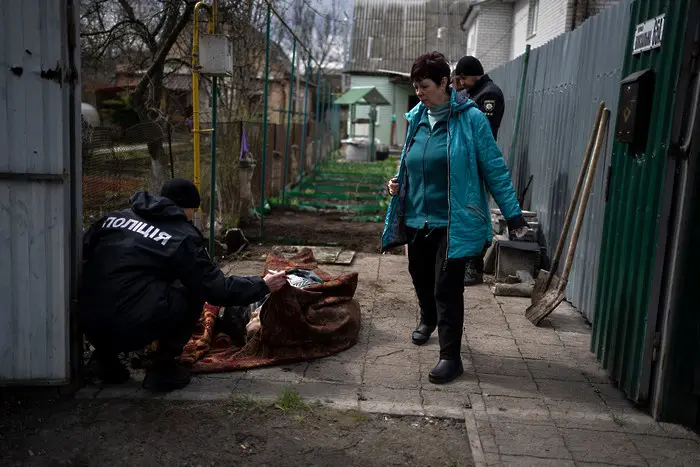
[407,227,467,360]
[85,285,204,360]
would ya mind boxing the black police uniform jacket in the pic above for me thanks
[466,74,505,140]
[80,191,269,331]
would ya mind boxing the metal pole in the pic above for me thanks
[192,2,208,191]
[299,55,311,191]
[314,70,321,173]
[260,5,271,238]
[282,39,296,206]
[208,0,218,256]
[325,83,331,163]
[508,44,531,176]
[369,104,376,162]
[320,80,326,167]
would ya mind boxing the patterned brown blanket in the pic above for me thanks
[180,249,361,373]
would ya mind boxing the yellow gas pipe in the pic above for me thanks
[191,1,216,192]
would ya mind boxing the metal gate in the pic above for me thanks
[592,0,695,403]
[0,0,81,384]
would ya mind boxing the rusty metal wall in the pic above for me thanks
[0,0,81,384]
[489,0,633,322]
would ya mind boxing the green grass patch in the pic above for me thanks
[275,388,308,413]
[340,215,385,223]
[286,190,385,202]
[294,200,387,213]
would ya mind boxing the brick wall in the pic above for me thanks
[471,1,514,72]
[587,0,623,17]
[526,0,570,49]
[511,0,529,59]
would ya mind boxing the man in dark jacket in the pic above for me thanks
[454,56,506,286]
[454,56,505,139]
[80,178,287,392]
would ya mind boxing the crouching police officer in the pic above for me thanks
[454,56,506,286]
[80,178,287,392]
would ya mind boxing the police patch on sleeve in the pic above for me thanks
[483,100,496,116]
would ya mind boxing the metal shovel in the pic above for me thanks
[530,102,605,306]
[526,108,610,326]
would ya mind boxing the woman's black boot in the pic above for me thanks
[411,322,436,345]
[429,358,464,384]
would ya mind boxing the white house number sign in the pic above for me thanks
[633,13,665,55]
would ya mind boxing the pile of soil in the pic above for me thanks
[242,210,390,254]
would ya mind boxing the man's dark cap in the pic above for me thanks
[160,178,201,209]
[455,56,484,77]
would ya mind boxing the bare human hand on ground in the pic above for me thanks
[263,271,287,293]
[388,177,399,196]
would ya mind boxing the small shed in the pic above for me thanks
[335,87,390,159]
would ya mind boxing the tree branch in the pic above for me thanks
[133,2,195,103]
[116,0,159,54]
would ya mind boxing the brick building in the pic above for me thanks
[461,0,623,72]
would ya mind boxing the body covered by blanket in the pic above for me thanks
[181,249,361,372]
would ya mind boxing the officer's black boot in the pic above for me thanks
[91,349,131,385]
[142,358,191,392]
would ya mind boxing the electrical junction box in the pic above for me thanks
[199,34,233,76]
[615,68,655,150]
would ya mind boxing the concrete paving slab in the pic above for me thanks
[474,417,499,454]
[303,360,363,385]
[325,341,368,363]
[490,421,572,459]
[478,374,540,399]
[546,399,623,431]
[535,379,604,404]
[365,342,419,366]
[556,330,592,348]
[465,323,515,340]
[560,428,645,466]
[500,455,575,466]
[363,362,421,389]
[359,386,424,416]
[467,336,522,358]
[471,355,531,378]
[630,434,700,466]
[525,359,588,382]
[421,390,469,419]
[481,395,553,426]
[511,330,564,347]
[466,312,509,327]
[517,342,573,361]
[241,363,306,383]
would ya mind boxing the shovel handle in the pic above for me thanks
[558,109,610,290]
[546,102,605,287]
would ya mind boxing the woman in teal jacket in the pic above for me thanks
[383,52,527,384]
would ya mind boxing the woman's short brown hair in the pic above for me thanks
[410,51,451,92]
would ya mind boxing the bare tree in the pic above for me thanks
[81,0,196,190]
[289,0,347,74]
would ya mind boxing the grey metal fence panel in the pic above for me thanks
[489,1,632,322]
[0,0,79,383]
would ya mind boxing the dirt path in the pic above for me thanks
[0,392,473,467]
[241,210,389,254]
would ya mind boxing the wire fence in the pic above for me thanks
[81,0,348,239]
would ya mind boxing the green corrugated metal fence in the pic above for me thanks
[592,0,692,403]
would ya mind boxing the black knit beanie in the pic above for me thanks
[455,56,485,77]
[160,178,201,209]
